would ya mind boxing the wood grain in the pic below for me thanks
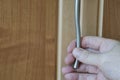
[103,0,120,40]
[57,0,99,80]
[81,0,99,36]
[57,0,75,80]
[0,0,58,80]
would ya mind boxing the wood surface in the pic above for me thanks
[103,0,120,40]
[57,0,75,80]
[81,0,99,36]
[0,0,58,80]
[57,0,99,80]
[98,0,104,37]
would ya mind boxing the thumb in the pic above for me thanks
[73,48,102,66]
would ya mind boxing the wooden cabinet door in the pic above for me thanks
[57,0,100,80]
[58,0,120,80]
[0,0,58,80]
[103,0,120,40]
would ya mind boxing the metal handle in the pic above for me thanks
[73,0,81,69]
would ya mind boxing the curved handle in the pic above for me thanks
[73,0,81,69]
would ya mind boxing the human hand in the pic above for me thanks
[62,36,120,80]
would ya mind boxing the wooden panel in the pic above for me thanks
[103,0,120,40]
[0,0,58,80]
[57,0,99,80]
[57,1,75,80]
[81,0,99,36]
[98,0,104,37]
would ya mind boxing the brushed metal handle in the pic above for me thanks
[73,0,81,69]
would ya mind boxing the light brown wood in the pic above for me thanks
[0,0,58,80]
[57,0,99,80]
[103,0,120,40]
[81,0,99,36]
[98,0,104,37]
[57,1,75,80]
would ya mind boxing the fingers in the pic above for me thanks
[67,36,117,54]
[67,40,76,53]
[65,54,75,65]
[81,36,105,50]
[79,73,97,80]
[65,49,101,66]
[65,73,97,80]
[77,64,99,74]
[99,39,119,52]
[62,64,99,75]
[62,66,74,75]
[67,37,83,53]
[65,73,79,80]
[67,36,105,54]
[73,48,101,66]
[82,36,118,52]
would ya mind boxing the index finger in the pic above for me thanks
[67,36,105,53]
[67,40,76,53]
[82,36,105,50]
[67,36,106,53]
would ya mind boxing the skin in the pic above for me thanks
[62,36,120,80]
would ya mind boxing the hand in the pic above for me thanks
[62,36,120,80]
